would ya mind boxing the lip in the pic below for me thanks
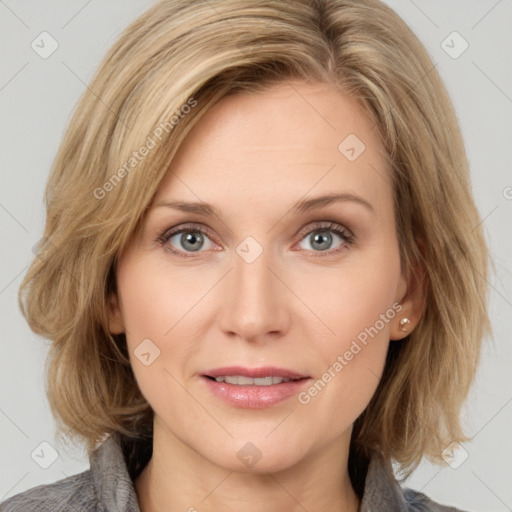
[200,366,311,409]
[202,366,308,380]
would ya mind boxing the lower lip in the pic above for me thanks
[201,376,311,409]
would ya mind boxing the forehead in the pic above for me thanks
[153,81,392,217]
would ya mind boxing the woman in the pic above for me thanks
[1,0,490,510]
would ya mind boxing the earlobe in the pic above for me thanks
[398,317,411,332]
[107,293,125,334]
[391,251,427,341]
[390,310,413,341]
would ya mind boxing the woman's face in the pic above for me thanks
[109,80,414,473]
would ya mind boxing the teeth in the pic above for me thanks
[213,375,292,385]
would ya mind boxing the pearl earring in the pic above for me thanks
[399,317,411,331]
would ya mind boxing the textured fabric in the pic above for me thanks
[0,434,466,511]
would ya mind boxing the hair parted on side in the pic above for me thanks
[19,0,491,478]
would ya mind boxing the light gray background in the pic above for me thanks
[1,1,511,510]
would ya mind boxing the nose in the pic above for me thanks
[218,247,291,343]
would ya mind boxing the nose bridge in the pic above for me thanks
[219,242,289,340]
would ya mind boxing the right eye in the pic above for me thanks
[157,223,217,257]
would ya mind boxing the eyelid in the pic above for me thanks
[294,220,353,241]
[159,222,218,244]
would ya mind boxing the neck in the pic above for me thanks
[134,421,360,512]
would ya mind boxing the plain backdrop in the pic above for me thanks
[1,1,511,510]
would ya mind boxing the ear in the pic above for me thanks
[107,292,125,335]
[390,240,427,340]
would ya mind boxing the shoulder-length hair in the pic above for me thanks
[19,0,491,478]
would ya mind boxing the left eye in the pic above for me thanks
[297,228,349,253]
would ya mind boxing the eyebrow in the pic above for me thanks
[153,192,374,217]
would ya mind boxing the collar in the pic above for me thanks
[91,434,408,511]
[359,450,409,511]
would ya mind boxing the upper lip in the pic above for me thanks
[202,366,309,380]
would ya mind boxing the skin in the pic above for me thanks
[108,80,424,512]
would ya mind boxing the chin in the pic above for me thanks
[199,435,308,474]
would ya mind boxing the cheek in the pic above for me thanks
[114,255,207,399]
[296,291,395,433]
[293,246,401,348]
[116,254,201,341]
[295,249,400,415]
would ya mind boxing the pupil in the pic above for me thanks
[182,232,202,251]
[312,231,331,251]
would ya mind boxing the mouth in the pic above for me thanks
[201,365,309,384]
[200,366,311,408]
[203,375,307,386]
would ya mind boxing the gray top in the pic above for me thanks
[0,434,465,511]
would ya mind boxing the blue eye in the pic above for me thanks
[157,221,354,258]
[157,223,217,257]
[167,230,213,253]
[297,225,353,255]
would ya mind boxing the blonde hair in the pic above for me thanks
[19,0,491,479]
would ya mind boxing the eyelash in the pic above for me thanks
[156,221,355,259]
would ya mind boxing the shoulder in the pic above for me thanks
[403,487,468,512]
[359,448,469,512]
[0,469,96,512]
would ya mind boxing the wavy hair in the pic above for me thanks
[19,0,491,479]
